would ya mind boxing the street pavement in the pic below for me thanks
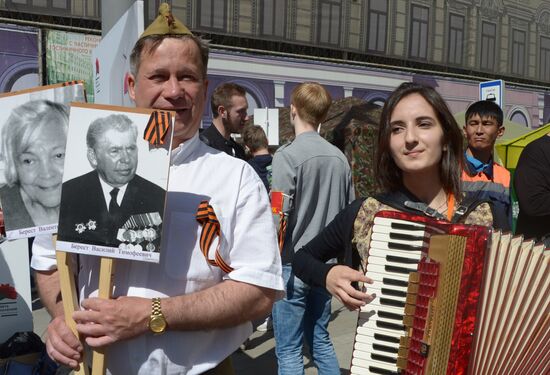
[32,295,357,374]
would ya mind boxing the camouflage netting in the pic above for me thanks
[247,97,382,198]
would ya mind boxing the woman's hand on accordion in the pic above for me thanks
[326,265,376,311]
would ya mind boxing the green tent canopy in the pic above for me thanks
[495,123,550,169]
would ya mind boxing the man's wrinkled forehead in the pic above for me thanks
[138,36,206,77]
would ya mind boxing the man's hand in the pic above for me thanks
[326,265,376,311]
[74,296,150,348]
[46,315,83,370]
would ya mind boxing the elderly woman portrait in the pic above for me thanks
[0,100,69,231]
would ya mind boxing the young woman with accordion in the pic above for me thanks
[293,82,549,375]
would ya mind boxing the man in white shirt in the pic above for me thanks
[32,5,283,374]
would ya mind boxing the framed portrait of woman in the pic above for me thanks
[0,82,86,239]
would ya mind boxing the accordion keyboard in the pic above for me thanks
[350,216,435,375]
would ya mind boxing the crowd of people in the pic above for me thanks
[0,3,546,375]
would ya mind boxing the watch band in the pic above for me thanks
[152,297,162,316]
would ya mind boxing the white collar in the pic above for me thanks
[170,132,200,166]
[98,175,128,208]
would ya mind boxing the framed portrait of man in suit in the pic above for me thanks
[56,103,173,263]
[0,82,86,240]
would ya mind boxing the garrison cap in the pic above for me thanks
[140,3,192,39]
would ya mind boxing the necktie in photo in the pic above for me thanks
[109,187,121,217]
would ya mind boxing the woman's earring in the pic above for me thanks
[443,145,448,152]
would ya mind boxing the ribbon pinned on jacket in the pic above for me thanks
[196,201,233,273]
[271,191,290,252]
[144,110,171,145]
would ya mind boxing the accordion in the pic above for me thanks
[351,210,549,375]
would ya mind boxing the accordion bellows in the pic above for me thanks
[350,211,549,375]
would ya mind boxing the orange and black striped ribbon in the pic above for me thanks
[196,201,233,274]
[144,110,171,145]
[277,215,287,252]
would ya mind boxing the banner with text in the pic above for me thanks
[46,30,100,103]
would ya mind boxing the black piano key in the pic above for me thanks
[390,222,425,232]
[374,333,400,344]
[383,278,409,287]
[378,310,404,321]
[381,288,407,298]
[385,265,416,275]
[377,320,405,331]
[380,297,406,308]
[371,353,397,364]
[373,342,399,354]
[369,366,400,375]
[386,242,423,251]
[389,232,424,241]
[386,255,420,264]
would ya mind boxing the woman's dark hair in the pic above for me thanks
[374,82,463,199]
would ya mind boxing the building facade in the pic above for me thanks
[141,0,550,86]
[1,0,549,127]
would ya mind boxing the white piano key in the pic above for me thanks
[349,364,373,375]
[371,223,427,236]
[356,324,405,340]
[356,326,403,342]
[350,364,400,375]
[366,264,412,280]
[374,216,445,234]
[357,317,405,331]
[358,307,406,323]
[368,248,423,261]
[373,216,427,229]
[355,339,375,351]
[369,244,424,256]
[364,272,411,287]
[366,296,407,311]
[370,232,427,246]
[370,239,426,252]
[367,254,421,267]
[361,295,406,308]
[368,278,409,293]
[355,332,400,346]
[366,284,408,297]
[355,340,400,356]
[352,357,399,373]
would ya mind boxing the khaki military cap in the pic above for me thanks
[140,3,192,39]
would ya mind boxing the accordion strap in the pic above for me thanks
[375,191,489,223]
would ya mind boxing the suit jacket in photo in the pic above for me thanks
[57,170,165,247]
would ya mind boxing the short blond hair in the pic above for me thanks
[290,82,332,125]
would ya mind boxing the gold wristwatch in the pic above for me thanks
[148,297,167,334]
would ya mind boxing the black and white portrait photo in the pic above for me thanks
[0,82,86,239]
[56,103,172,263]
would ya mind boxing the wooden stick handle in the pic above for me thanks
[55,244,89,375]
[91,257,115,375]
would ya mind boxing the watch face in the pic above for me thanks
[149,315,166,333]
